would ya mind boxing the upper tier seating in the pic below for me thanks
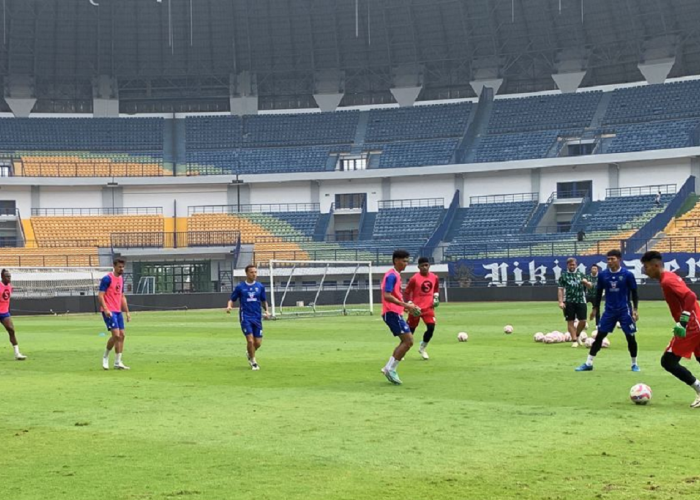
[0,118,163,151]
[370,140,459,168]
[602,119,700,154]
[365,103,472,142]
[372,206,444,239]
[603,80,700,125]
[14,153,167,177]
[0,247,99,267]
[488,92,602,134]
[474,130,559,163]
[31,215,165,247]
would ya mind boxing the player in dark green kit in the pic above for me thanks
[586,264,600,327]
[557,257,592,347]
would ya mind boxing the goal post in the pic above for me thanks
[8,267,113,298]
[267,259,373,318]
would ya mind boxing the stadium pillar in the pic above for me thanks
[4,75,36,118]
[638,58,675,85]
[552,49,588,93]
[552,72,586,94]
[390,64,423,107]
[93,75,119,117]
[230,72,258,116]
[313,69,345,112]
[470,62,503,97]
[638,36,677,85]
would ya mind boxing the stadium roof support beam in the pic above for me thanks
[638,35,678,84]
[93,75,119,118]
[230,71,258,116]
[4,75,36,118]
[552,48,589,93]
[389,63,423,107]
[469,58,503,97]
[312,69,345,112]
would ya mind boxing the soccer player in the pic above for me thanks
[98,258,131,370]
[0,269,27,360]
[227,264,270,371]
[641,251,700,408]
[575,249,640,372]
[380,249,420,385]
[404,257,440,360]
[557,257,592,347]
[586,264,601,327]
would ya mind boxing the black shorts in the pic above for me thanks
[564,302,587,322]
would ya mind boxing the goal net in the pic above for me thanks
[266,260,374,318]
[8,267,113,298]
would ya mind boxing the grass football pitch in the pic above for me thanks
[2,301,700,500]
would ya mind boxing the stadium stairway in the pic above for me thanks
[460,90,494,164]
[358,212,378,241]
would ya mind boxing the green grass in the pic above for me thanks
[2,302,700,500]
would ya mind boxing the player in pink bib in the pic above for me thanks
[0,269,27,360]
[380,249,420,385]
[98,258,131,370]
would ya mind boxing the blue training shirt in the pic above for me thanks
[230,280,267,321]
[596,267,637,312]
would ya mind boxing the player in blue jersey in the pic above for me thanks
[227,265,270,371]
[575,249,640,372]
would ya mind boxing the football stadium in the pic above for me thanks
[2,0,700,498]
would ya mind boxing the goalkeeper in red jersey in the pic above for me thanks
[641,251,700,408]
[404,257,440,360]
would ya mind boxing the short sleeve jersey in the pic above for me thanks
[558,271,587,304]
[597,267,637,311]
[230,281,266,322]
[585,273,598,300]
[404,272,439,310]
[660,271,700,329]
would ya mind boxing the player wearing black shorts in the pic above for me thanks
[557,257,592,347]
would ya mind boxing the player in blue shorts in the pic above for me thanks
[227,264,270,371]
[575,249,640,372]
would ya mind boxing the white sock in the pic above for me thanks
[390,358,400,371]
[385,356,395,371]
[692,379,700,394]
[115,353,122,364]
[420,341,427,349]
[586,355,595,366]
[251,357,257,364]
[103,349,111,359]
[631,357,638,366]
[13,345,20,356]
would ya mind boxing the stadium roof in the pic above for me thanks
[0,0,699,112]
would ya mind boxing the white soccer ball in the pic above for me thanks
[564,332,572,342]
[504,325,514,334]
[579,332,588,342]
[602,338,610,348]
[534,332,545,342]
[591,330,598,339]
[630,383,652,405]
[584,337,595,348]
[457,332,469,342]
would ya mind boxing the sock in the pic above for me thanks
[13,345,20,356]
[251,357,257,364]
[390,358,400,371]
[420,341,427,349]
[692,379,700,394]
[586,355,595,366]
[115,353,122,364]
[385,356,395,371]
[103,349,111,359]
[631,357,638,366]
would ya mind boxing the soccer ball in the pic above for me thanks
[406,301,422,317]
[457,332,469,342]
[504,325,514,334]
[630,383,652,405]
